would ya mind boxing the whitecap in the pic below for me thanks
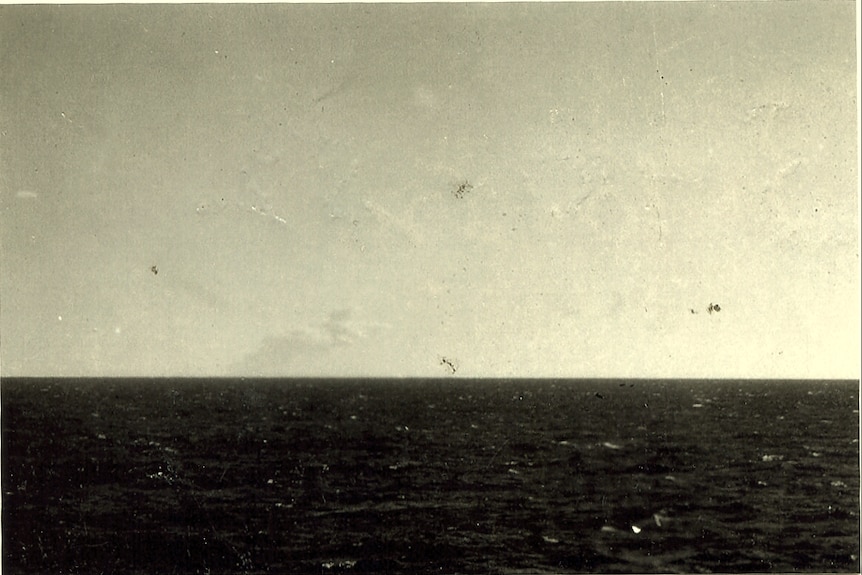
[652,511,669,527]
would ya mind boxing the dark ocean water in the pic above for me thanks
[2,378,859,574]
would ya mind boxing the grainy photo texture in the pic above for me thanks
[1,2,859,573]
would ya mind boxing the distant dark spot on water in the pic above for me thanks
[150,265,158,275]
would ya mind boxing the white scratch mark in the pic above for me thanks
[645,203,662,241]
[362,198,419,246]
[651,20,666,124]
[656,35,696,56]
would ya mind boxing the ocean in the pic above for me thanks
[2,378,859,574]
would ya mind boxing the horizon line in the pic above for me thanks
[2,376,859,383]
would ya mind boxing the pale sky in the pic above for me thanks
[1,2,858,379]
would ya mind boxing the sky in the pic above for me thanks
[1,2,858,379]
